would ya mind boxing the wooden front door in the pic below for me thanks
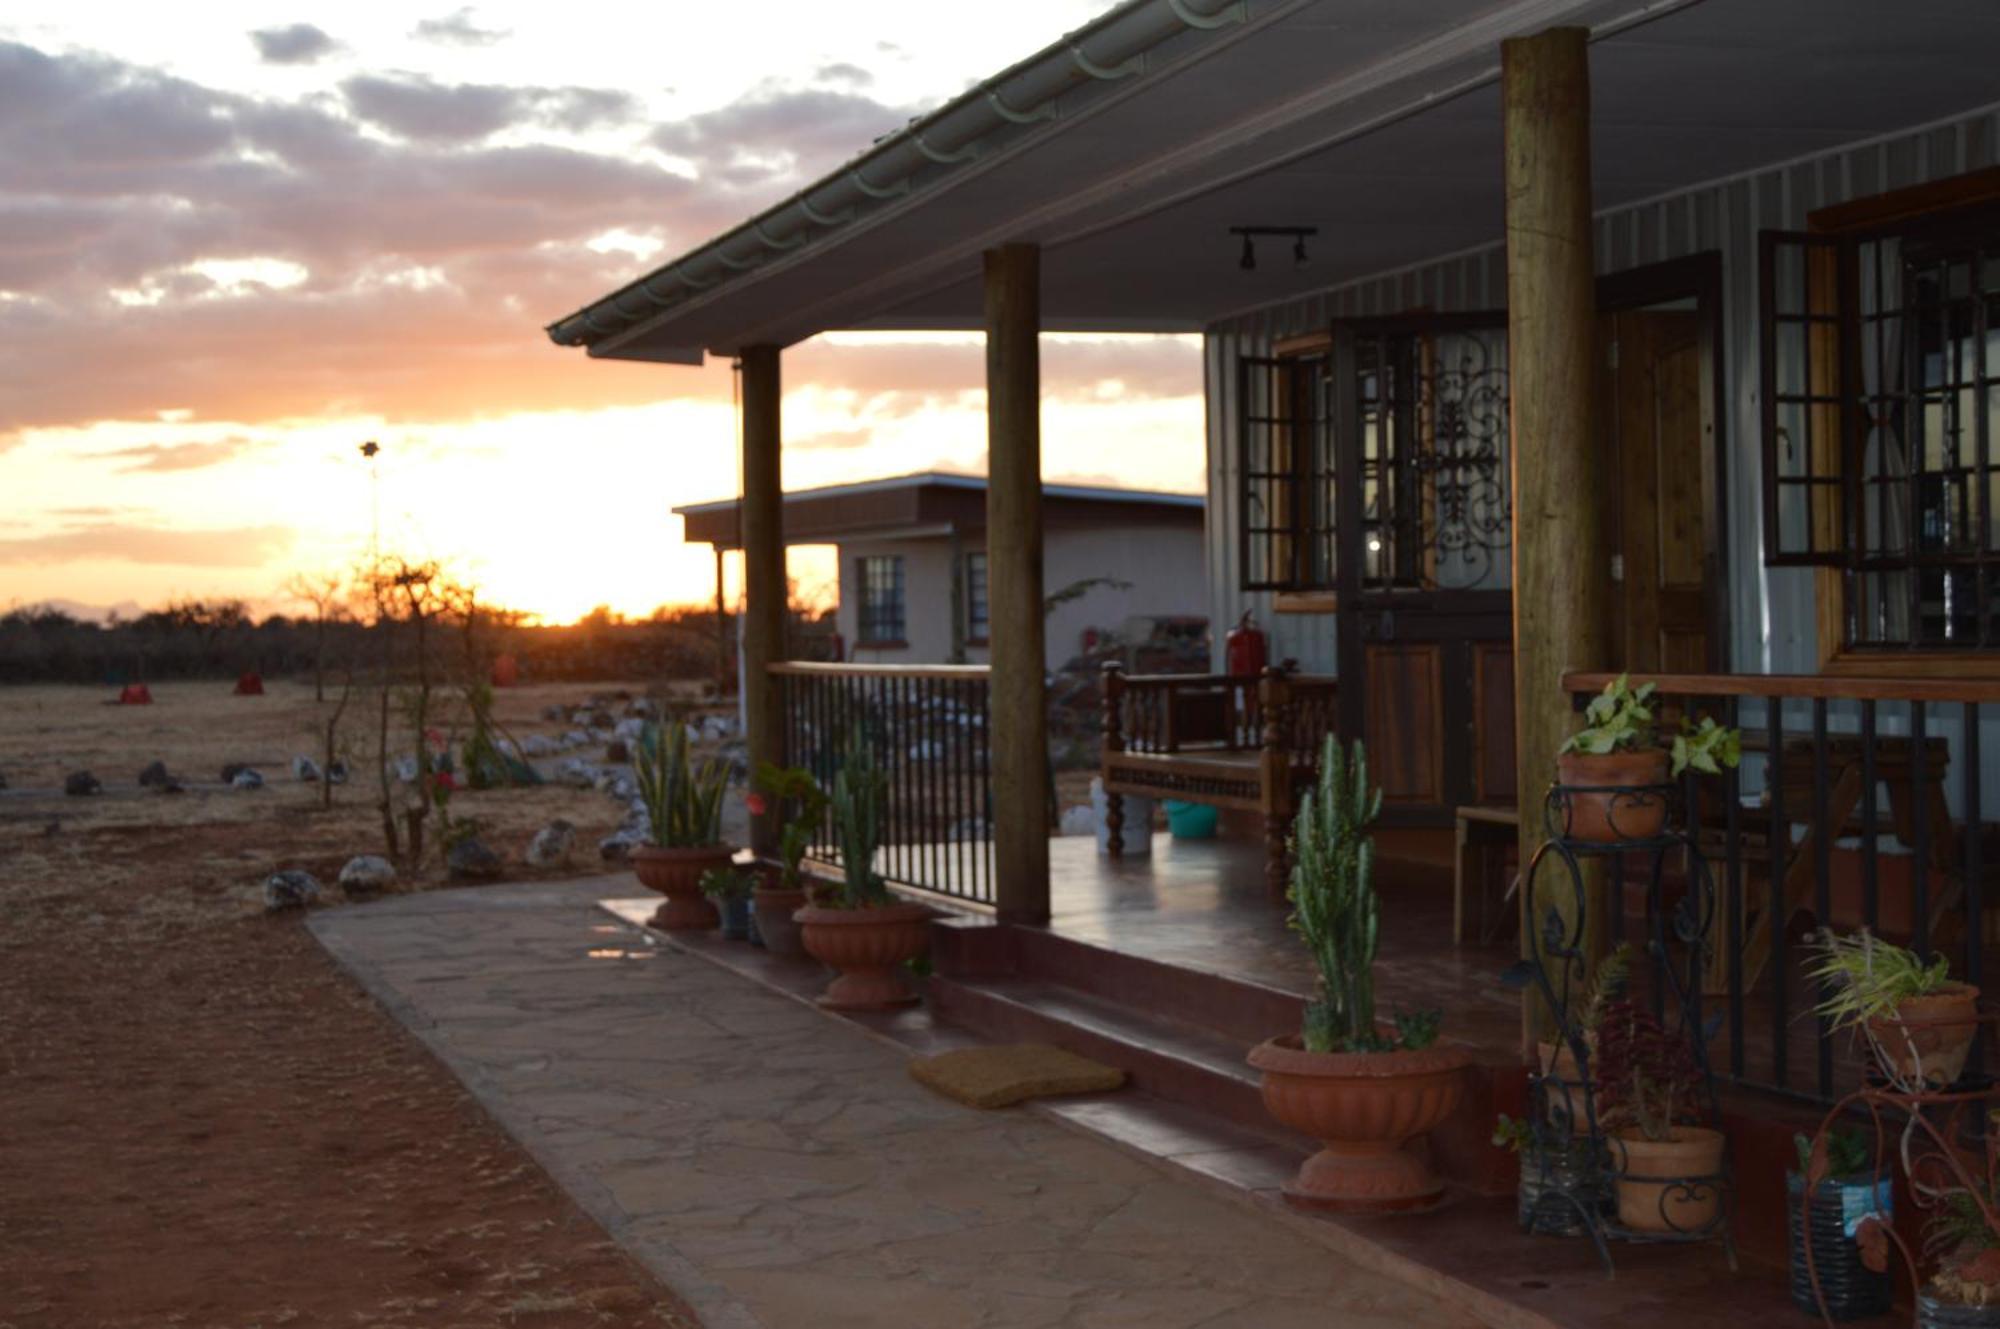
[1331,317,1517,826]
[1598,308,1720,672]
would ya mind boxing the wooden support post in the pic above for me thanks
[740,345,786,858]
[1503,28,1611,1040]
[1258,667,1291,900]
[713,545,730,695]
[948,525,968,665]
[985,243,1051,925]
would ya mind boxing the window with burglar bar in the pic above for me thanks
[856,554,906,644]
[1762,197,2000,652]
[1237,325,1511,594]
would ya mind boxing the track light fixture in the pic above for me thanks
[1228,226,1317,273]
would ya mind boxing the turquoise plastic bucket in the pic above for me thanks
[1162,799,1219,840]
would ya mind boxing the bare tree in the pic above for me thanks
[283,571,348,702]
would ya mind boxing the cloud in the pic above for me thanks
[338,74,640,142]
[249,23,337,66]
[789,427,873,451]
[95,436,262,473]
[0,521,294,567]
[650,85,922,194]
[815,63,873,88]
[411,8,510,47]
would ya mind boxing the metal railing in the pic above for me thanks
[772,662,994,908]
[1563,670,2000,1105]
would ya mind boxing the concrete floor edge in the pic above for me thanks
[615,899,1559,1329]
[307,892,770,1329]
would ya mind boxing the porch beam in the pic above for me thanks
[985,243,1052,925]
[740,344,786,857]
[1503,28,1611,1029]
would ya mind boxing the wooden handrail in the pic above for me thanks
[770,660,990,679]
[1116,671,1339,688]
[1564,670,2000,706]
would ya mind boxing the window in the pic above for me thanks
[963,552,989,642]
[856,555,906,644]
[1237,323,1511,595]
[1762,199,2000,651]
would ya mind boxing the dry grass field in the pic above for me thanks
[0,678,704,1328]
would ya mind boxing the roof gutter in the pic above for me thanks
[543,0,1251,357]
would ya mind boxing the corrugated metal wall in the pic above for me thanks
[1204,102,2000,677]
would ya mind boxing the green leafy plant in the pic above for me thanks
[699,866,755,902]
[1562,673,1743,778]
[1576,943,1634,1035]
[1805,927,1954,1033]
[1795,1127,1871,1181]
[827,738,892,908]
[634,719,728,849]
[1493,1113,1532,1154]
[751,762,829,892]
[1287,736,1440,1053]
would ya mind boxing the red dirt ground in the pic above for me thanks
[0,683,700,1328]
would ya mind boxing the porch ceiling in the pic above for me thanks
[557,0,2000,360]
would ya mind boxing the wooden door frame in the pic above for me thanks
[1594,250,1731,672]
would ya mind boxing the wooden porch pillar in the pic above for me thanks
[739,344,786,858]
[1503,29,1612,1032]
[985,243,1051,925]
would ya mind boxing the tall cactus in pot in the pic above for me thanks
[829,736,891,907]
[1288,736,1384,1052]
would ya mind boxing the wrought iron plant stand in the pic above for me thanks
[1514,776,1737,1274]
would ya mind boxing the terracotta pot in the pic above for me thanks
[1556,748,1672,843]
[1247,1034,1472,1212]
[1535,1040,1595,1135]
[630,844,733,930]
[1866,983,1980,1088]
[1609,1125,1726,1233]
[752,885,810,958]
[796,901,935,1009]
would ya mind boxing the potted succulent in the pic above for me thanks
[747,763,827,959]
[1246,736,1472,1211]
[701,866,756,941]
[1790,1127,1893,1320]
[630,718,734,930]
[1592,998,1726,1233]
[1808,928,1981,1090]
[1557,674,1741,842]
[794,741,935,1010]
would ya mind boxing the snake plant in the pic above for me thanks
[634,719,728,848]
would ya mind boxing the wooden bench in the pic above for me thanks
[1099,664,1338,896]
[1454,803,1519,945]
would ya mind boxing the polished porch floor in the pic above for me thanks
[1044,829,1527,1060]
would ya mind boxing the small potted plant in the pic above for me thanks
[747,763,827,959]
[631,718,734,930]
[794,740,935,1009]
[1790,1127,1893,1320]
[1246,736,1472,1211]
[1536,942,1632,1135]
[701,865,756,941]
[1912,1185,2000,1328]
[1592,998,1726,1233]
[1557,674,1741,841]
[1495,1113,1598,1237]
[1808,928,1980,1090]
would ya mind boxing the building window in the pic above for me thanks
[856,555,906,644]
[1237,324,1511,595]
[964,552,989,642]
[1761,198,2000,651]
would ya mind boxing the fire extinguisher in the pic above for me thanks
[1224,611,1267,677]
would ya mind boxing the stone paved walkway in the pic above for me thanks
[310,882,1475,1329]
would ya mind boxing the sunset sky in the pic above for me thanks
[0,1,1204,624]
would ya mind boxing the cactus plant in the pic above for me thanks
[1286,736,1438,1052]
[828,737,892,907]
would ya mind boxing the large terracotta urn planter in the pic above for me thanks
[796,901,935,1009]
[1556,748,1671,843]
[1247,1035,1472,1212]
[1609,1125,1726,1233]
[630,844,733,930]
[1866,983,1981,1088]
[752,884,811,958]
